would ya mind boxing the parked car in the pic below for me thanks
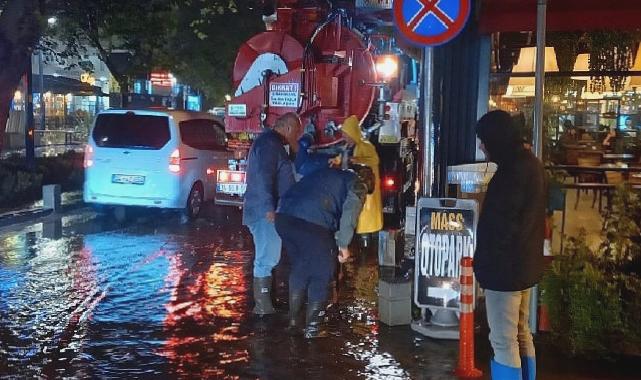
[83,109,231,221]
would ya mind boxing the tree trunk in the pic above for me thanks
[0,0,42,153]
[89,42,130,108]
[114,74,129,108]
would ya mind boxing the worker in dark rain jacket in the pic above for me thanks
[243,112,303,316]
[294,132,340,176]
[275,165,374,338]
[475,110,545,380]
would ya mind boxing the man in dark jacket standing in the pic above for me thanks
[475,110,545,380]
[243,112,302,316]
[275,165,374,338]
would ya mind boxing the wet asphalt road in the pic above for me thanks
[1,205,641,379]
[0,206,460,379]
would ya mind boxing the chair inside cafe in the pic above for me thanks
[576,151,602,182]
[573,152,603,209]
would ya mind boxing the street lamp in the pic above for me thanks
[47,17,57,25]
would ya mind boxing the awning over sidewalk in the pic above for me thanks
[35,75,106,96]
[479,0,641,33]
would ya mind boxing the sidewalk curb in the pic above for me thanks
[0,209,53,228]
[0,202,85,229]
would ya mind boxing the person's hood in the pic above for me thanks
[476,110,523,164]
[341,115,364,144]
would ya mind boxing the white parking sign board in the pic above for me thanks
[269,83,299,108]
[414,198,478,310]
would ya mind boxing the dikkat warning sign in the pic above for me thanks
[269,82,299,108]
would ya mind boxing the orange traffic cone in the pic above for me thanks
[454,257,483,378]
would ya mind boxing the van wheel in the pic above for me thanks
[185,182,204,221]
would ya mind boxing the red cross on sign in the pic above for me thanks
[408,0,455,31]
[394,0,470,46]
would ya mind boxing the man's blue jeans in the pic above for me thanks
[248,218,282,278]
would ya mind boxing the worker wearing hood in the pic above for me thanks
[294,133,339,177]
[341,116,383,234]
[475,110,545,380]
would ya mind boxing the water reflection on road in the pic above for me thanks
[0,210,454,379]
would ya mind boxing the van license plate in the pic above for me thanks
[217,183,247,195]
[112,174,145,185]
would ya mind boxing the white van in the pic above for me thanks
[83,109,231,220]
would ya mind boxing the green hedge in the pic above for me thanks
[542,185,641,358]
[0,151,83,210]
[541,238,630,357]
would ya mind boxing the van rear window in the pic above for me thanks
[92,113,170,149]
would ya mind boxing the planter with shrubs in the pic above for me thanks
[0,151,83,210]
[541,184,641,358]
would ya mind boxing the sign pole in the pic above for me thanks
[530,0,548,336]
[420,47,435,198]
[395,0,475,341]
[533,0,547,160]
[38,50,45,132]
[25,54,35,169]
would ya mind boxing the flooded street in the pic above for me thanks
[0,208,458,379]
[2,207,641,379]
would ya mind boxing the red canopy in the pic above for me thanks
[479,0,641,33]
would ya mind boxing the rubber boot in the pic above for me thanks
[253,276,276,315]
[303,301,327,339]
[490,359,522,380]
[287,289,305,335]
[521,357,536,380]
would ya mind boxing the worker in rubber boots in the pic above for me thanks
[475,110,545,380]
[340,116,383,235]
[275,164,374,338]
[243,112,302,317]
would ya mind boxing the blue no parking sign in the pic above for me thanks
[394,0,471,46]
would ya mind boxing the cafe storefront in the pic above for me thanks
[480,0,641,166]
[3,49,112,155]
[34,74,109,145]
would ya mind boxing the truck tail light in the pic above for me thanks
[218,170,230,182]
[217,170,245,183]
[84,145,94,168]
[169,149,181,173]
[383,176,397,191]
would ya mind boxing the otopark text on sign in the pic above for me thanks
[414,198,478,310]
[393,0,471,46]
